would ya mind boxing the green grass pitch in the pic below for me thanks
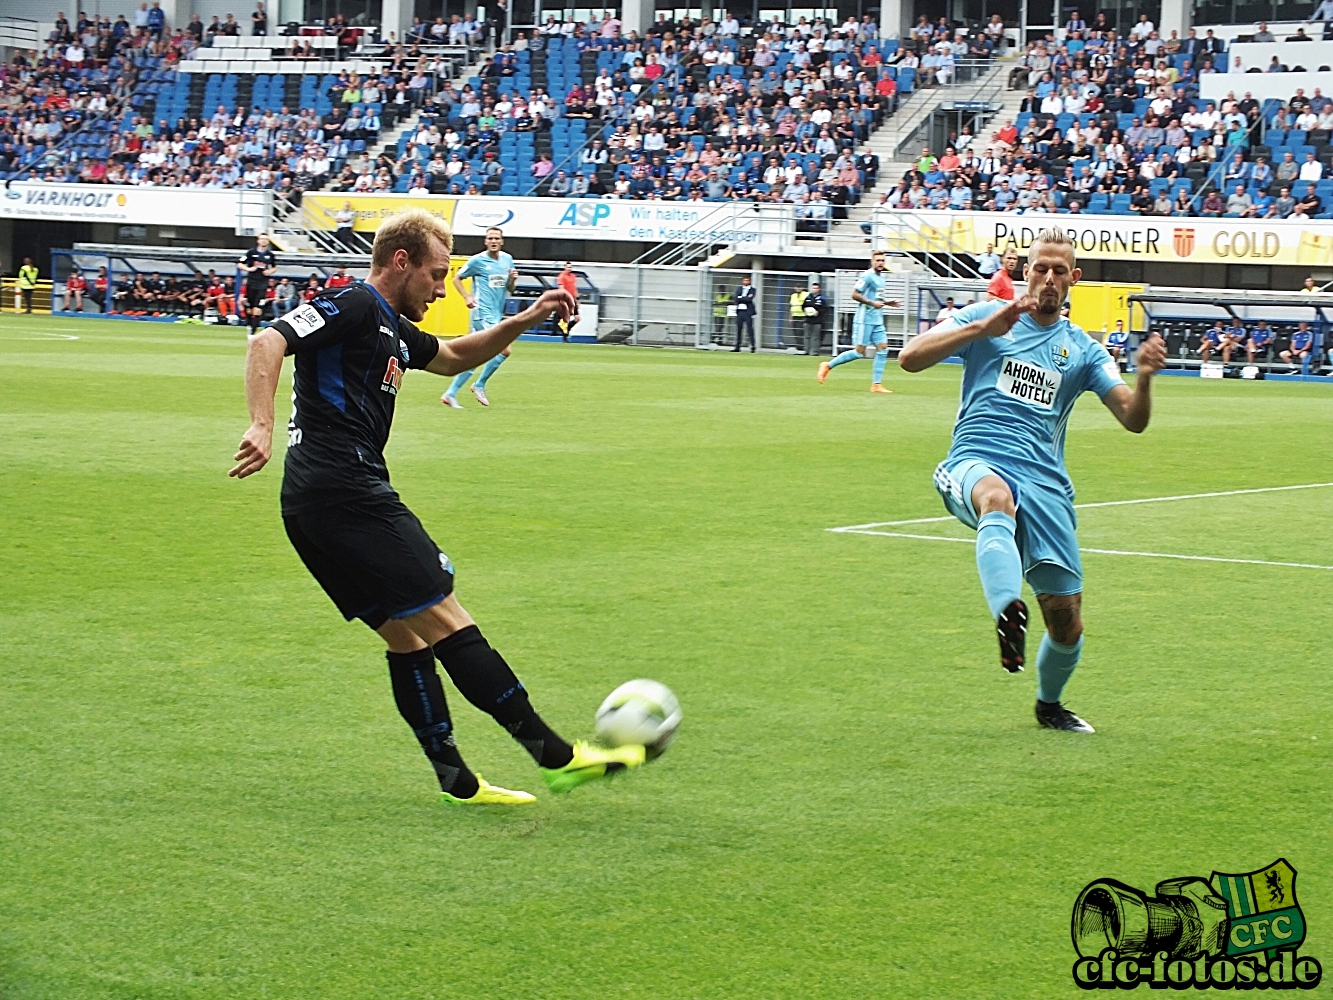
[2,315,1331,998]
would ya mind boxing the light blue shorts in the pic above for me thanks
[933,457,1083,596]
[852,316,887,348]
[470,310,502,332]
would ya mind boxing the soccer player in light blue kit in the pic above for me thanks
[899,229,1168,732]
[817,250,902,393]
[442,227,518,408]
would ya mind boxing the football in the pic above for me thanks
[594,679,682,758]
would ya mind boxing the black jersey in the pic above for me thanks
[240,247,277,286]
[271,282,440,514]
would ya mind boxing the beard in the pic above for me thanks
[1035,290,1063,316]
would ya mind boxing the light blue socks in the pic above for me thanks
[1036,635,1083,704]
[445,369,475,398]
[475,353,506,389]
[827,348,861,368]
[975,511,1022,619]
[872,348,888,384]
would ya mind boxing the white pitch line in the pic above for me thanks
[1079,547,1333,571]
[830,481,1333,531]
[835,529,1333,571]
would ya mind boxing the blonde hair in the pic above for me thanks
[371,209,454,270]
[1030,228,1076,257]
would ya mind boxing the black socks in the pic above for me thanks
[433,626,574,769]
[386,648,479,799]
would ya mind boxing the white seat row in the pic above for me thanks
[211,34,339,49]
[178,59,386,75]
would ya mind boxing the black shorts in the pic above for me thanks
[283,493,455,630]
[243,284,268,310]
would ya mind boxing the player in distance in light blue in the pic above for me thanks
[898,229,1168,733]
[442,227,518,408]
[817,250,903,393]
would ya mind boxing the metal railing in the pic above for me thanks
[894,61,1006,161]
[0,16,39,49]
[271,193,374,254]
[522,120,614,198]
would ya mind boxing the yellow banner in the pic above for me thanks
[878,210,1333,266]
[303,194,457,233]
[415,256,475,339]
[1068,281,1145,336]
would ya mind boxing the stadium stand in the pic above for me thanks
[3,10,916,214]
[9,8,1333,223]
[873,18,1333,219]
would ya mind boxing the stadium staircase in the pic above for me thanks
[812,61,1008,262]
[269,50,493,253]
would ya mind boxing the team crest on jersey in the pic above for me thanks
[381,356,403,394]
[1051,342,1072,371]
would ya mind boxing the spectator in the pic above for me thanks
[1246,321,1273,364]
[1200,319,1228,363]
[976,244,1002,277]
[1281,322,1314,371]
[1226,183,1253,216]
[65,268,87,312]
[1297,184,1323,216]
[1105,320,1130,366]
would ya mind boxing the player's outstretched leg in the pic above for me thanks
[386,647,535,805]
[431,624,645,793]
[870,347,892,393]
[975,509,1026,672]
[472,353,506,406]
[819,348,863,382]
[1033,592,1094,732]
[442,369,473,408]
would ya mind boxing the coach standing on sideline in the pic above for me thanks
[732,275,756,352]
[229,209,645,804]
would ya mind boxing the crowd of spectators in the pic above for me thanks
[0,9,170,176]
[873,13,1333,218]
[2,7,449,190]
[361,10,967,214]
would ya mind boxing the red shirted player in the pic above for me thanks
[65,270,88,312]
[206,276,234,318]
[325,267,353,288]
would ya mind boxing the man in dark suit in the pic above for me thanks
[733,275,757,352]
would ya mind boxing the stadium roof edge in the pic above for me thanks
[73,243,371,267]
[1128,290,1333,307]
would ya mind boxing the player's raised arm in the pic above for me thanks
[229,327,287,478]
[1100,332,1167,433]
[899,295,1039,372]
[426,289,574,376]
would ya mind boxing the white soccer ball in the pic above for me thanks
[594,679,681,758]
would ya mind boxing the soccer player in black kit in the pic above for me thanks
[238,233,278,335]
[229,209,645,805]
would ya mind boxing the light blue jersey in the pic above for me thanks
[939,300,1125,494]
[930,300,1124,595]
[853,267,887,329]
[458,250,515,329]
